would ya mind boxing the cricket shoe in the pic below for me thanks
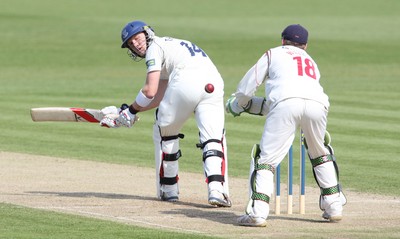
[237,214,267,227]
[321,194,343,222]
[161,190,179,202]
[322,200,343,222]
[208,190,232,207]
[322,210,342,222]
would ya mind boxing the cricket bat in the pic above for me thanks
[30,107,111,123]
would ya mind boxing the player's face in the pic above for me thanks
[127,32,147,57]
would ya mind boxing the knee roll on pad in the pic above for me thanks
[304,130,332,150]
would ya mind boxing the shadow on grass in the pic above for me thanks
[25,191,211,208]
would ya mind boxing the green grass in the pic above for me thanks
[1,0,399,238]
[0,203,215,239]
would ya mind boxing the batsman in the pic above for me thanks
[100,20,231,207]
[226,24,346,226]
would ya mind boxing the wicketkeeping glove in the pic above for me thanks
[244,96,267,116]
[225,94,247,117]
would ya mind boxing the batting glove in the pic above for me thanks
[100,116,118,128]
[225,95,247,117]
[100,104,129,116]
[99,104,131,128]
[115,108,137,128]
[100,106,119,115]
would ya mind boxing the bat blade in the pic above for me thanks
[30,107,104,123]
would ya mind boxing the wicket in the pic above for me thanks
[275,130,307,215]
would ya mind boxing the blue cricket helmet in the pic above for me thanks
[120,20,154,48]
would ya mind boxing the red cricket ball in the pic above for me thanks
[205,83,214,93]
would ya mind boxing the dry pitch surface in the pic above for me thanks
[1,152,399,238]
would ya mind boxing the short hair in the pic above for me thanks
[282,39,307,50]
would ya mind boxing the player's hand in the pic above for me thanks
[225,95,245,117]
[244,96,267,116]
[99,104,131,128]
[100,115,118,128]
[100,104,129,116]
[100,106,119,115]
[115,108,138,128]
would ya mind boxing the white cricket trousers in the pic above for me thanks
[153,68,228,197]
[156,69,225,143]
[250,98,337,219]
[260,98,330,166]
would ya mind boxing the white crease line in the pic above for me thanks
[35,206,205,234]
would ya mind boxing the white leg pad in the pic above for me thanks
[246,145,274,219]
[313,161,338,188]
[161,139,180,178]
[153,124,162,198]
[203,142,223,177]
[202,136,229,197]
[154,124,180,198]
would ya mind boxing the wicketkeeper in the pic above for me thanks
[100,20,231,207]
[226,24,346,226]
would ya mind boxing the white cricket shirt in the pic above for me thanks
[236,45,329,110]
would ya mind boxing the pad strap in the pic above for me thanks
[160,176,178,185]
[162,134,184,141]
[196,139,221,149]
[202,149,224,162]
[163,150,182,161]
[321,184,340,196]
[251,192,270,204]
[255,163,275,174]
[207,175,225,183]
[310,154,334,167]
